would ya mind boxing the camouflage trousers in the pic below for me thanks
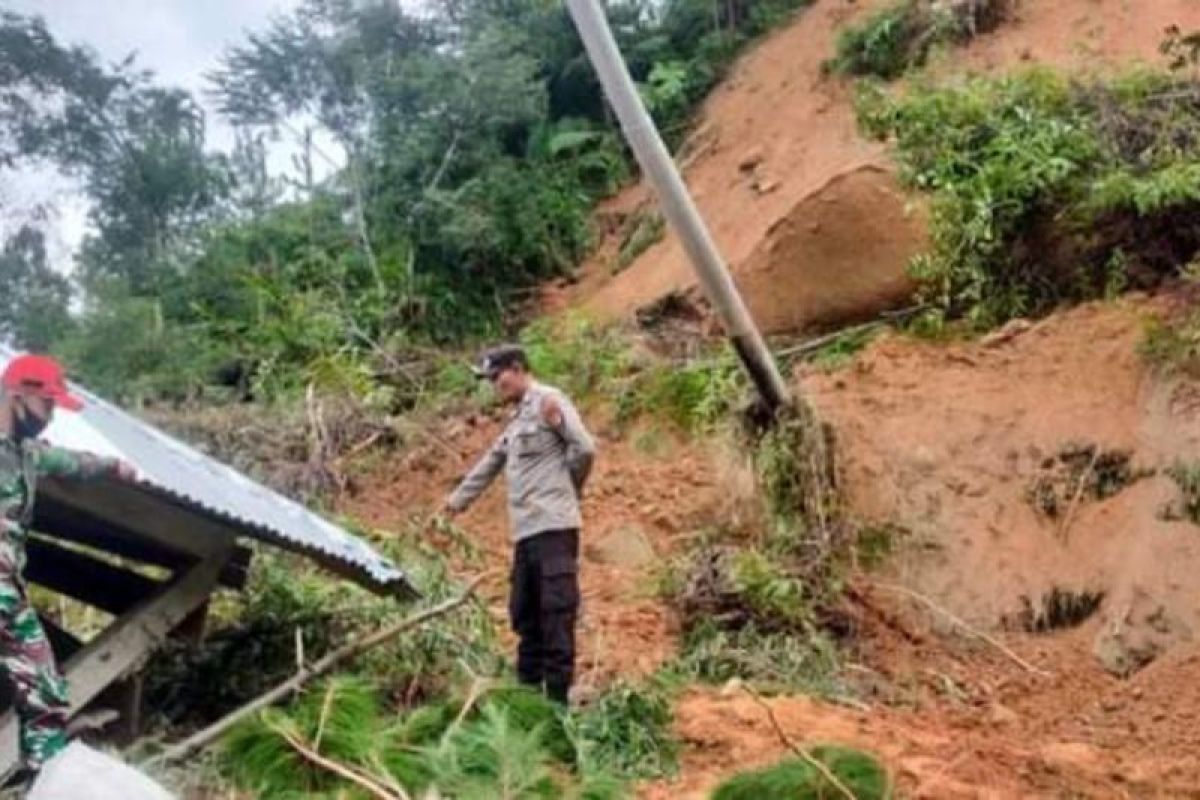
[0,531,68,771]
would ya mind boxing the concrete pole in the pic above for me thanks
[564,0,791,413]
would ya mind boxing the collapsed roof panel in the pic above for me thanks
[0,346,414,597]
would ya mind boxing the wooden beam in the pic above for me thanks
[173,600,211,645]
[62,550,229,711]
[24,537,161,616]
[31,499,252,591]
[33,499,192,568]
[0,549,230,777]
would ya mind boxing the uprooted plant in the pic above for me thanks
[217,672,680,799]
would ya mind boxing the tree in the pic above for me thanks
[73,87,230,297]
[0,11,121,173]
[0,226,72,351]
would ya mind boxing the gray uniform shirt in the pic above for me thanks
[448,382,595,541]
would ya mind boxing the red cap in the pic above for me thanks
[2,354,84,412]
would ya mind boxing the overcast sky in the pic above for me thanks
[5,0,312,268]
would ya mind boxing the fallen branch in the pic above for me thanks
[742,686,859,800]
[775,322,886,362]
[267,719,407,800]
[774,306,926,362]
[149,573,489,765]
[449,676,492,733]
[875,583,1051,678]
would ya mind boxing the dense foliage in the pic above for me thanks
[858,67,1200,330]
[0,0,808,402]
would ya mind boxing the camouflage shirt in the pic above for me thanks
[1,436,119,539]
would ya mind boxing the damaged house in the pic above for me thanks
[0,346,415,775]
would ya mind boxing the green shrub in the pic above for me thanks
[829,0,1004,80]
[667,402,851,694]
[678,620,842,694]
[221,678,631,799]
[754,404,839,557]
[520,316,633,400]
[620,351,742,433]
[710,748,891,800]
[221,676,385,797]
[1140,310,1200,377]
[809,326,880,371]
[521,316,743,433]
[425,703,559,799]
[567,678,679,779]
[146,541,502,733]
[859,68,1200,329]
[731,549,810,625]
[831,2,926,80]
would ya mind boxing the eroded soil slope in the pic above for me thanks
[345,294,1200,799]
[807,297,1200,674]
[569,0,1200,334]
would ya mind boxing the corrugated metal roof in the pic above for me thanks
[1,346,414,597]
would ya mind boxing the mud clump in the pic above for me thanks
[1164,461,1200,525]
[1093,589,1193,677]
[1026,442,1149,519]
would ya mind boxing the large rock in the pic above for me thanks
[728,165,927,333]
[585,526,657,569]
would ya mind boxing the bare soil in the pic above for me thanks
[342,2,1200,796]
[565,0,1200,335]
[347,297,1200,798]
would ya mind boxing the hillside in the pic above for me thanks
[48,0,1200,797]
[566,0,1200,333]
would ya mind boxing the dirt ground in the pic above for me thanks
[344,295,1200,799]
[648,297,1200,799]
[343,2,1200,796]
[344,413,726,689]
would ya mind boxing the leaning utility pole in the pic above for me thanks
[564,0,791,413]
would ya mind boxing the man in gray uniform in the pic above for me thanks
[445,345,595,704]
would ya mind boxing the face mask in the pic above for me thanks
[11,400,49,442]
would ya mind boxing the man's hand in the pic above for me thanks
[441,497,464,517]
[113,460,138,482]
[540,396,564,428]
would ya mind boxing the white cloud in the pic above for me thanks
[4,0,316,269]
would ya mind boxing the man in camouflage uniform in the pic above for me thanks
[0,354,133,785]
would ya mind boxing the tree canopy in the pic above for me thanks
[0,0,807,402]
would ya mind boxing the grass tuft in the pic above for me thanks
[710,747,892,799]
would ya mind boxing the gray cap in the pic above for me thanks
[473,344,529,380]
